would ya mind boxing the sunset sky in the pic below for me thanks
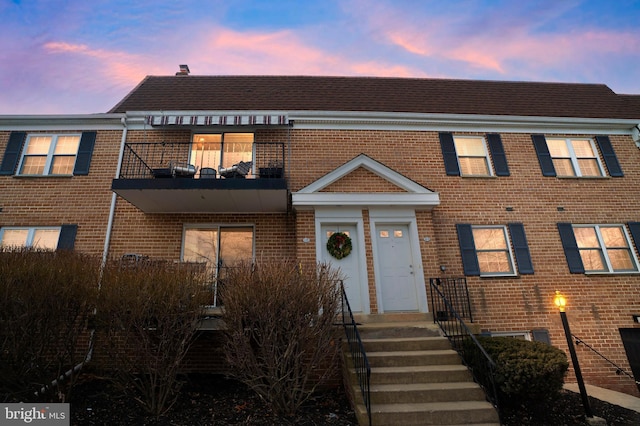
[1,0,638,114]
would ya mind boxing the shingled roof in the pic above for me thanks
[109,75,639,120]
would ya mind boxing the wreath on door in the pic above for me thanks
[327,232,353,259]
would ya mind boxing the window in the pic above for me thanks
[190,133,253,175]
[439,132,509,177]
[0,227,62,250]
[0,131,96,176]
[471,226,515,275]
[546,138,604,177]
[532,134,623,177]
[456,223,534,276]
[182,225,254,306]
[564,224,639,273]
[454,136,492,176]
[18,135,80,175]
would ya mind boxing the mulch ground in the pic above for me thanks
[68,374,640,425]
[69,374,358,425]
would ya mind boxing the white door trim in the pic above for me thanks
[369,208,428,313]
[314,208,371,314]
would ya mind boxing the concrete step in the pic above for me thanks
[358,324,441,339]
[353,312,433,324]
[349,364,472,384]
[357,400,499,425]
[366,382,488,404]
[366,349,461,367]
[361,336,452,352]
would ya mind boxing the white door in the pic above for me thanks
[376,224,419,311]
[321,224,364,313]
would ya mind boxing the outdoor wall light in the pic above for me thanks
[302,238,310,243]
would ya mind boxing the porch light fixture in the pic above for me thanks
[553,291,566,312]
[554,291,593,418]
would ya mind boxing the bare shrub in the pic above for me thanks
[0,248,100,402]
[221,259,343,417]
[96,259,208,417]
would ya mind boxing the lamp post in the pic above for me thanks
[554,291,593,418]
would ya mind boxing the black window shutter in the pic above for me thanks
[508,223,534,274]
[456,224,480,276]
[486,133,510,176]
[557,223,584,273]
[0,132,27,175]
[439,132,460,176]
[531,134,556,177]
[595,135,623,177]
[73,131,97,175]
[628,222,640,252]
[57,224,78,250]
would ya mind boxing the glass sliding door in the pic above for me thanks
[182,225,254,306]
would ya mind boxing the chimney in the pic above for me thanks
[175,64,190,76]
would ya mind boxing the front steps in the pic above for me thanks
[343,314,499,426]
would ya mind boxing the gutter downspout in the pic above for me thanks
[38,115,128,397]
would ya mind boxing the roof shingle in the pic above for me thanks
[109,75,639,120]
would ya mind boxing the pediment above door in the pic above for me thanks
[292,154,440,210]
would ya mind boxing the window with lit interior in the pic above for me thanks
[190,133,254,176]
[18,135,81,176]
[546,138,604,177]
[453,136,493,176]
[0,227,61,250]
[573,225,639,273]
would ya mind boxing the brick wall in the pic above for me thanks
[0,130,122,255]
[287,129,640,395]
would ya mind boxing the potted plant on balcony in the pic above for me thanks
[259,160,283,179]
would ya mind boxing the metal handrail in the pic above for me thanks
[340,281,371,426]
[573,334,640,385]
[429,278,501,422]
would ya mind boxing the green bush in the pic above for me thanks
[0,248,100,402]
[464,336,569,405]
[221,260,343,417]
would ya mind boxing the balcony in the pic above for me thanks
[111,142,288,213]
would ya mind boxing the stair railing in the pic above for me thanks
[429,278,501,422]
[573,334,640,387]
[340,281,371,426]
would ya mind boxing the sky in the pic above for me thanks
[0,0,639,115]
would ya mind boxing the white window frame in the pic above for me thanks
[453,135,494,177]
[573,224,640,274]
[472,225,517,277]
[0,226,61,250]
[17,134,82,176]
[546,137,605,177]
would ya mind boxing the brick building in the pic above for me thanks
[1,71,640,395]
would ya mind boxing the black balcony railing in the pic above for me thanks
[118,142,286,179]
[340,281,371,426]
